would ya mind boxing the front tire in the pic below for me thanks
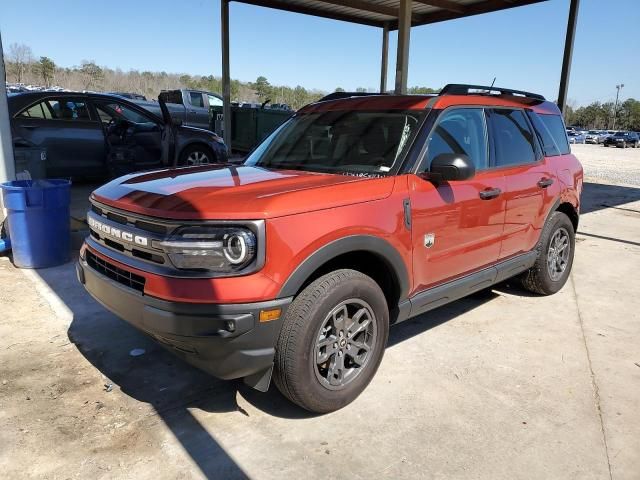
[520,211,575,295]
[274,269,389,413]
[178,144,216,166]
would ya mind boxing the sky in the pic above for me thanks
[1,0,638,106]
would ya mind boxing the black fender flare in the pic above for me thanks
[277,235,410,300]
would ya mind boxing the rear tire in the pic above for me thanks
[274,269,389,413]
[520,211,575,295]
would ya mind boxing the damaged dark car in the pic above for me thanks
[8,91,228,179]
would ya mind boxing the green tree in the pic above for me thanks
[334,87,345,92]
[254,76,272,100]
[355,87,367,92]
[408,86,439,94]
[35,56,56,86]
[79,61,104,90]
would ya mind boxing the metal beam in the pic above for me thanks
[235,0,385,27]
[389,0,545,29]
[395,0,412,94]
[557,0,579,114]
[0,31,16,186]
[221,0,232,153]
[316,0,398,18]
[380,23,389,93]
[413,0,466,14]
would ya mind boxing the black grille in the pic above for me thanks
[86,251,146,293]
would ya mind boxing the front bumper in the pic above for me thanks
[76,254,292,384]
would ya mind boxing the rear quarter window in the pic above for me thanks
[537,113,570,155]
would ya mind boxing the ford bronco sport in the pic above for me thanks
[77,84,583,413]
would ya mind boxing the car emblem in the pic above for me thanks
[424,233,435,248]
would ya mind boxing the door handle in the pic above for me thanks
[22,125,38,129]
[479,188,502,200]
[537,178,554,188]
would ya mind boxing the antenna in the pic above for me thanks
[489,77,496,89]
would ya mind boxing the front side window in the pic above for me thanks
[488,109,537,167]
[94,102,155,125]
[245,110,426,176]
[424,108,488,170]
[208,94,223,107]
[18,98,91,121]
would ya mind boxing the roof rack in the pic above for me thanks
[318,91,388,102]
[440,84,546,101]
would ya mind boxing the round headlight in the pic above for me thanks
[223,231,254,264]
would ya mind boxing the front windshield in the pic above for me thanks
[244,109,426,176]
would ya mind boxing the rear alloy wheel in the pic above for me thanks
[546,228,571,281]
[274,269,389,413]
[179,145,215,166]
[520,211,575,295]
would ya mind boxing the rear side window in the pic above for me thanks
[189,92,205,108]
[488,109,537,167]
[424,108,488,170]
[18,98,91,121]
[538,114,570,155]
[18,102,53,119]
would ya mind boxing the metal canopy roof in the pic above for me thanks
[235,0,546,30]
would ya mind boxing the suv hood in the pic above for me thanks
[92,165,395,220]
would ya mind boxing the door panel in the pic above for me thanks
[486,108,557,259]
[410,107,506,293]
[13,97,106,177]
[409,172,506,293]
[187,92,210,129]
[92,100,163,172]
[498,162,557,258]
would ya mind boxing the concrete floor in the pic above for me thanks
[1,158,639,479]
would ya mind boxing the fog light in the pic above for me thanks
[259,308,281,323]
[225,320,236,332]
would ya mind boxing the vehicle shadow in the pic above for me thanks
[581,182,640,214]
[34,260,252,479]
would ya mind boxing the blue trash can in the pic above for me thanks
[1,179,71,268]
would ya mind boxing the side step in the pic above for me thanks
[400,251,537,322]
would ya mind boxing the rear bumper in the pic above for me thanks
[76,255,292,382]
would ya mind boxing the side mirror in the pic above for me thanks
[429,153,475,182]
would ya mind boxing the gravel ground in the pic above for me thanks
[572,143,640,186]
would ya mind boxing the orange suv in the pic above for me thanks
[77,84,583,413]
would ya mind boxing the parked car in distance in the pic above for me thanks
[77,83,583,413]
[107,92,148,101]
[268,103,292,111]
[585,130,607,144]
[603,131,639,148]
[568,130,586,144]
[9,91,227,179]
[133,89,223,131]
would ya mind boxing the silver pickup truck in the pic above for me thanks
[132,89,223,131]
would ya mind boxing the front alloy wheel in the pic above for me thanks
[186,150,211,165]
[314,299,377,390]
[274,269,389,413]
